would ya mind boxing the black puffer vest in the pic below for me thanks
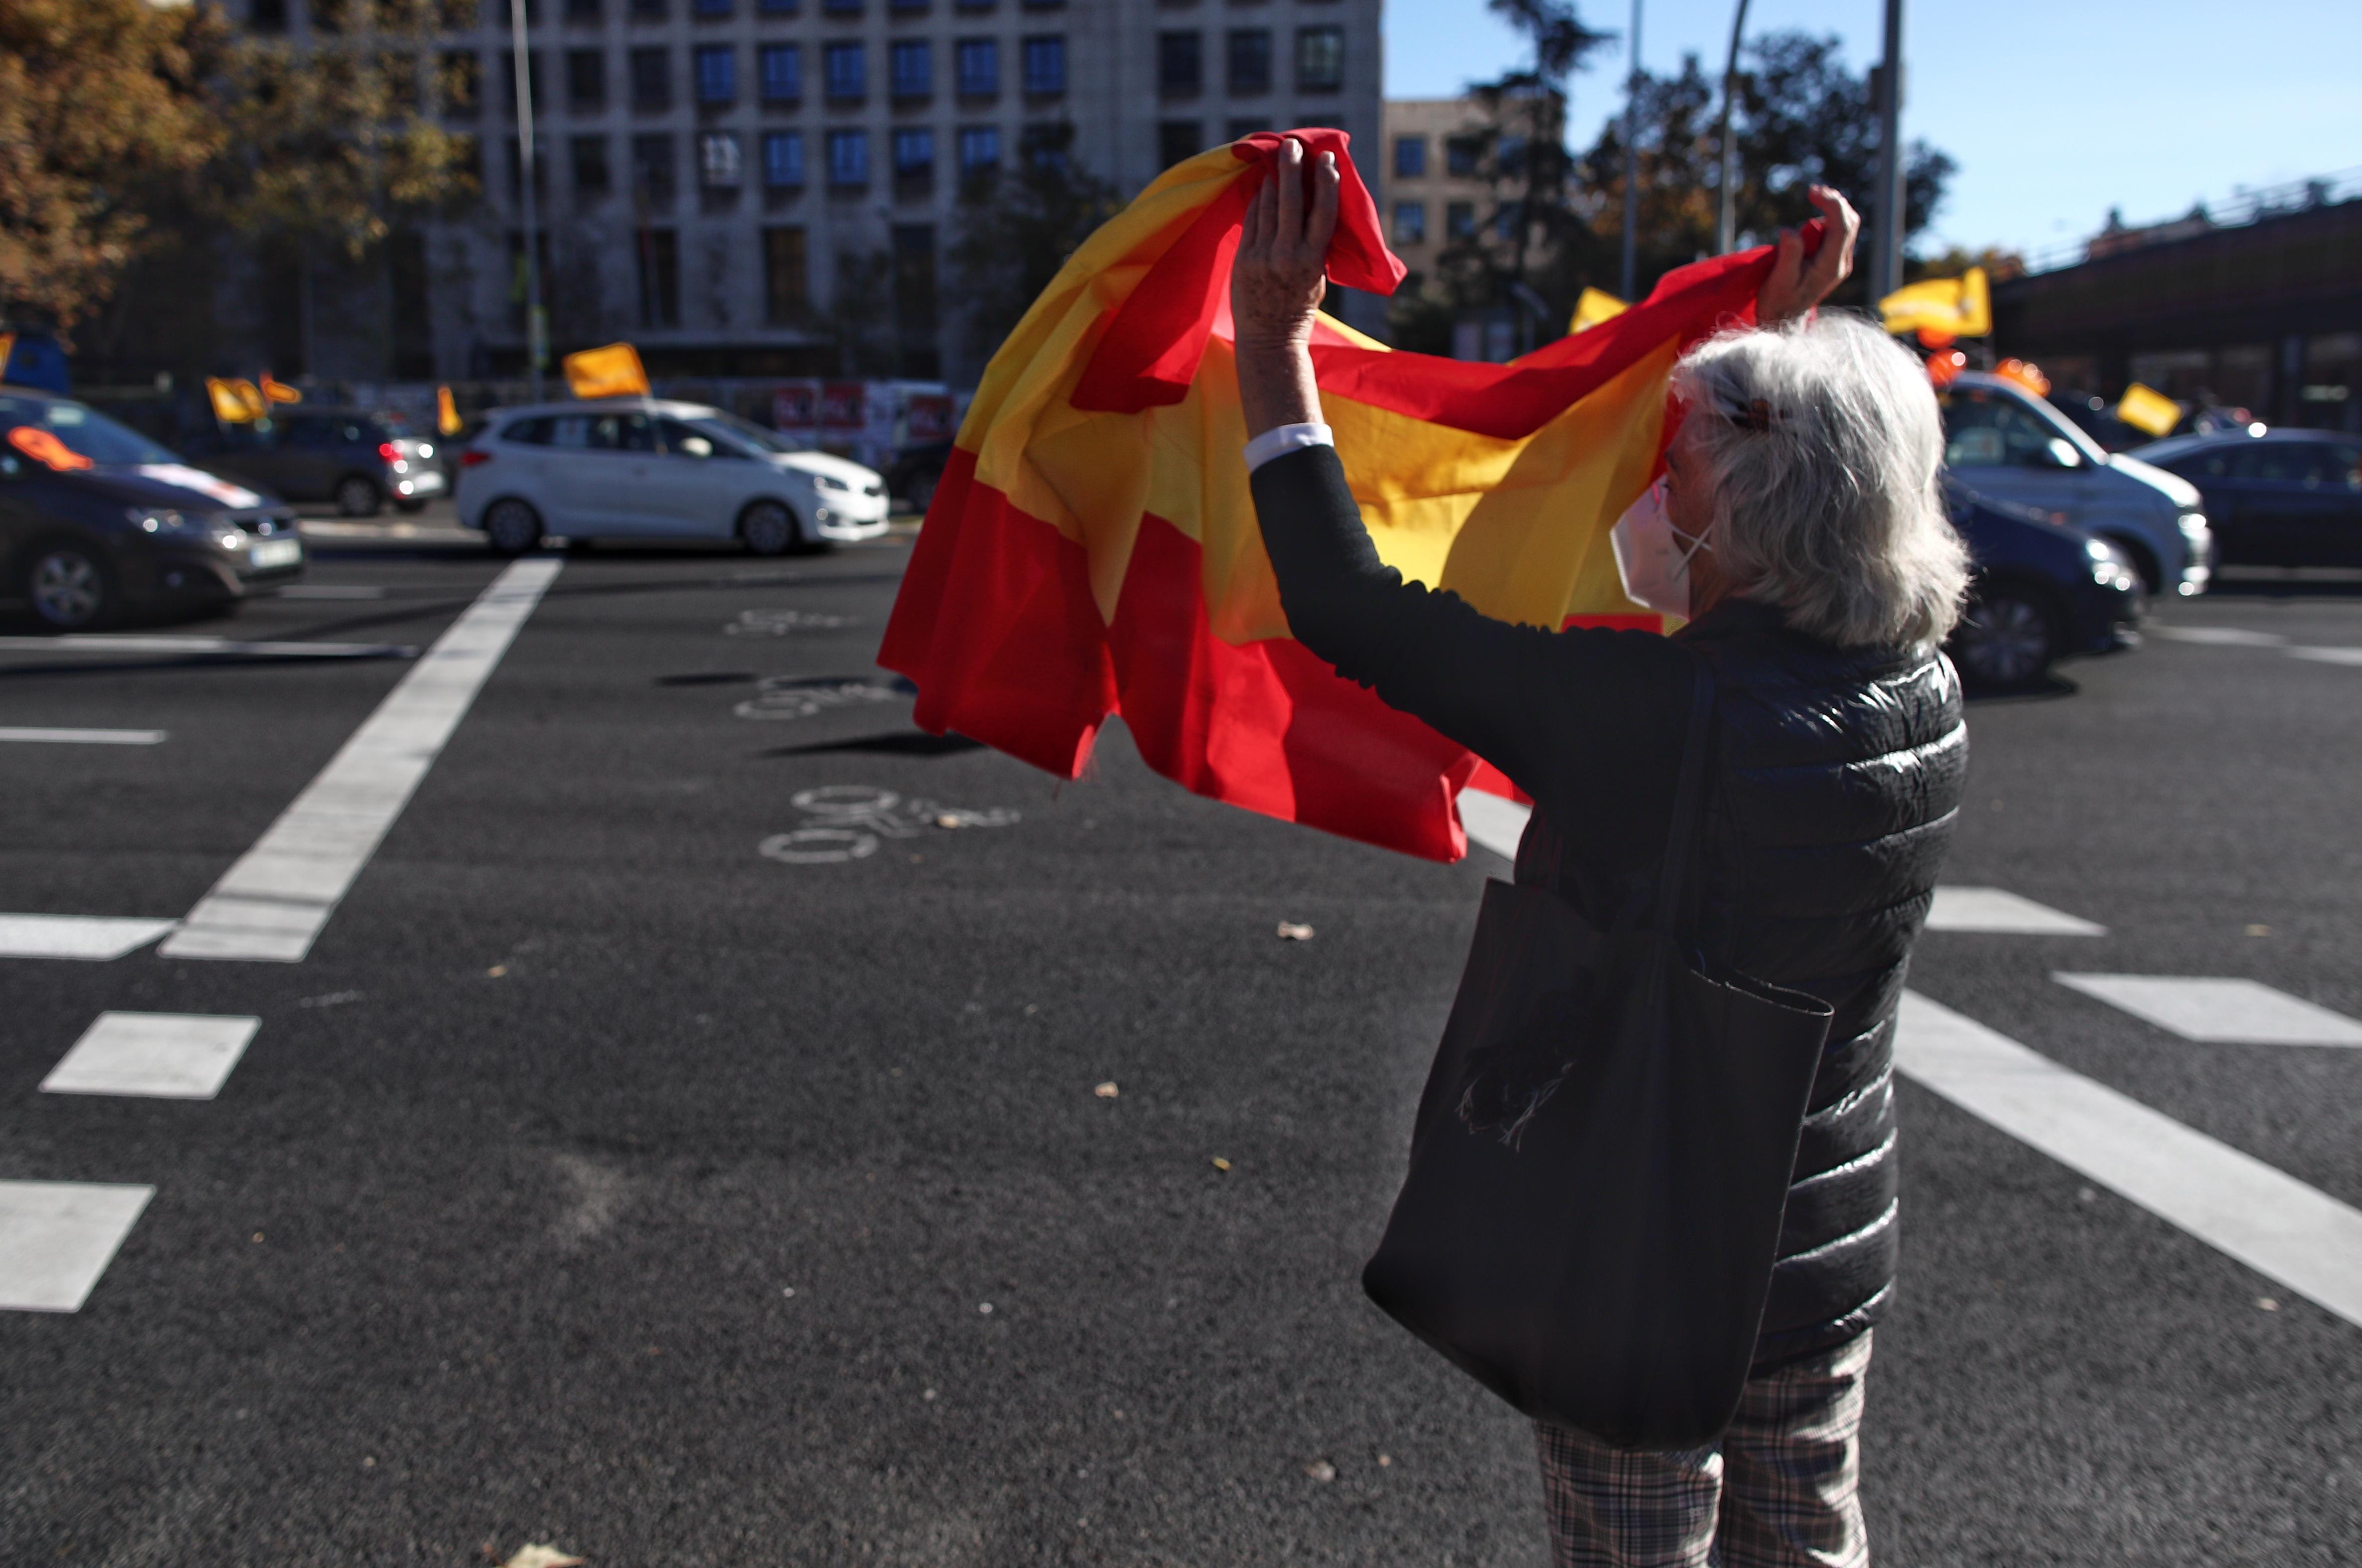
[1518,600,1967,1369]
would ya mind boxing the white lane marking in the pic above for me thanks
[2149,626,2288,647]
[0,1181,156,1313]
[1897,991,2362,1329]
[161,558,563,962]
[1456,788,1529,862]
[40,1012,261,1099]
[1453,799,2107,944]
[2289,646,2362,668]
[0,635,412,659]
[276,585,389,600]
[2054,974,2362,1046]
[0,914,178,960]
[1926,887,2106,936]
[0,727,168,746]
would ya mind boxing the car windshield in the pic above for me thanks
[0,394,178,466]
[689,412,801,454]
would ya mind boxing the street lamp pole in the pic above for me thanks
[1619,0,1642,300]
[1872,0,1906,301]
[510,0,547,401]
[1715,0,1751,255]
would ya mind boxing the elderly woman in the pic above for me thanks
[1232,141,1969,1568]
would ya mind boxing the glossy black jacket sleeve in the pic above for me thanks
[1247,443,1692,851]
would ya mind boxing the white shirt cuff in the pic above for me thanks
[1243,422,1334,473]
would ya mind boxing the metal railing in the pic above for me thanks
[2019,165,2362,276]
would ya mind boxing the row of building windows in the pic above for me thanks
[1154,27,1339,95]
[528,122,1077,199]
[1391,199,1510,246]
[450,35,1067,111]
[252,0,1075,29]
[1391,133,1484,181]
[601,223,937,339]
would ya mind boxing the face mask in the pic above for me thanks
[1610,477,1712,619]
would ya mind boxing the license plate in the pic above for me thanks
[249,538,302,569]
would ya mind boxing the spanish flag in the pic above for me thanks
[880,130,1803,862]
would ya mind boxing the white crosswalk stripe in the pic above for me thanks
[162,557,562,962]
[2054,974,2362,1046]
[40,1013,262,1100]
[0,914,178,960]
[0,1182,156,1313]
[0,727,167,745]
[1897,992,2362,1330]
[1926,887,2105,935]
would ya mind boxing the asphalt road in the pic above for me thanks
[2,516,2358,1566]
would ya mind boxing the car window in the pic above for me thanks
[595,413,657,452]
[2236,444,2354,485]
[1941,389,2069,469]
[657,417,750,459]
[284,417,335,448]
[0,393,179,465]
[500,416,555,445]
[691,411,798,454]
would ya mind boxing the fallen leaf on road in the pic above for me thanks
[499,1547,585,1568]
[1276,922,1314,941]
[1210,1157,1232,1172]
[1094,1082,1119,1099]
[486,964,507,977]
[935,814,965,829]
[1303,1460,1336,1482]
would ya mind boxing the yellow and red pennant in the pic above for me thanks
[881,129,1806,861]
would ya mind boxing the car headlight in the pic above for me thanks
[811,472,851,492]
[126,507,215,538]
[2177,509,2210,542]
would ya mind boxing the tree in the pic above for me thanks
[1388,0,1613,352]
[206,1,475,268]
[0,0,224,334]
[947,125,1119,372]
[1578,33,1956,308]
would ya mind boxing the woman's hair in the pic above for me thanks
[1670,311,1970,649]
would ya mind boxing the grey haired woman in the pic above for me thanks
[1231,139,1970,1568]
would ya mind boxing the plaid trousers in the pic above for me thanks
[1531,1331,1875,1568]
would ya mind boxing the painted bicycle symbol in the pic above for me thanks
[733,675,911,721]
[759,785,1020,865]
[724,608,857,637]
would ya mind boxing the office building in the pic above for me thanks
[233,0,1381,385]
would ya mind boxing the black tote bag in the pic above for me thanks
[1362,663,1835,1449]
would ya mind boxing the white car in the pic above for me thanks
[453,398,892,555]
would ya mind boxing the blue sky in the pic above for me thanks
[1382,0,2362,260]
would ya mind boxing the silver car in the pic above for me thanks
[453,399,892,555]
[1937,372,2213,598]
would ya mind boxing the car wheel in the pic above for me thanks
[482,497,544,556]
[1952,585,2059,688]
[906,467,940,517]
[335,474,384,518]
[23,541,117,631]
[739,500,802,557]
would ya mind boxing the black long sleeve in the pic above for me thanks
[1249,443,1693,877]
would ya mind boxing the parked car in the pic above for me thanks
[0,389,306,629]
[2128,428,2362,568]
[1944,479,2145,688]
[885,440,954,516]
[1937,371,2213,598]
[454,399,892,555]
[189,407,446,517]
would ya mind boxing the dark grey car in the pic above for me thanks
[191,408,449,517]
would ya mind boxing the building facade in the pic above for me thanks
[234,0,1380,387]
